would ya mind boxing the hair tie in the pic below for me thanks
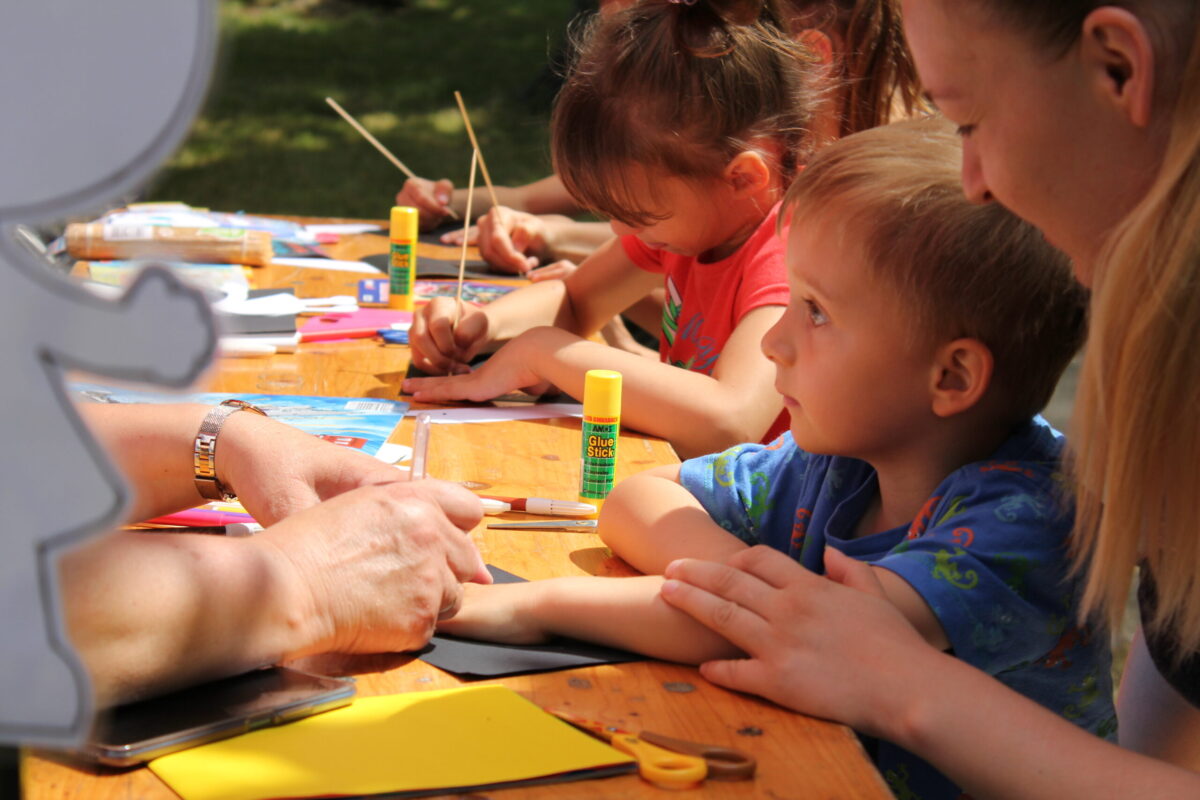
[668,0,698,5]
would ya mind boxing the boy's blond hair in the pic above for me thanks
[784,116,1088,423]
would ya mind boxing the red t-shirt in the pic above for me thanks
[621,201,790,443]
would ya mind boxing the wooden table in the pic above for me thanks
[24,225,890,799]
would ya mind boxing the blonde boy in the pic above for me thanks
[440,118,1108,800]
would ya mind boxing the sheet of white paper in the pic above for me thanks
[270,257,379,274]
[408,404,584,424]
[304,223,383,236]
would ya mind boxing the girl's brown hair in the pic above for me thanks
[777,1,924,136]
[552,0,817,226]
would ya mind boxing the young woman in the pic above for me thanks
[659,1,1200,797]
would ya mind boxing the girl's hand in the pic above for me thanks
[436,582,550,645]
[403,332,556,403]
[527,259,579,283]
[442,206,543,274]
[396,176,456,230]
[660,545,932,739]
[408,297,491,374]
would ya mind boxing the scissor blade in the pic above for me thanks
[486,519,598,530]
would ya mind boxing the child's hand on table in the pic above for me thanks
[436,582,551,645]
[403,329,558,403]
[409,297,491,374]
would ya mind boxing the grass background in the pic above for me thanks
[144,0,580,219]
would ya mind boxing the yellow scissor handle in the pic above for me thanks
[610,732,708,790]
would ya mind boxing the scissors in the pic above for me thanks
[549,710,756,787]
[486,519,598,531]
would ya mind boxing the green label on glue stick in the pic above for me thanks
[389,241,414,297]
[579,420,618,500]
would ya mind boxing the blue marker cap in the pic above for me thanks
[379,329,409,345]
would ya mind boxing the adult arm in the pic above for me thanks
[1118,628,1200,770]
[80,402,410,525]
[660,547,1200,799]
[62,479,489,707]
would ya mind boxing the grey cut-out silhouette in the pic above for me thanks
[0,2,218,745]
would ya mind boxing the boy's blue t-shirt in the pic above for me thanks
[679,418,1116,800]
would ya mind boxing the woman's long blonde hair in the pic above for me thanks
[1071,11,1200,658]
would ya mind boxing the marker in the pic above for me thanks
[479,498,511,515]
[299,327,381,343]
[410,412,432,480]
[149,523,264,537]
[146,508,255,527]
[478,495,596,517]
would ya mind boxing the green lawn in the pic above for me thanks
[145,0,578,219]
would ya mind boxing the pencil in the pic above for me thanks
[326,96,460,220]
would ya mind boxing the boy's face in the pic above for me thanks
[763,215,937,460]
[606,167,751,261]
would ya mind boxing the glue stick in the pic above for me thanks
[579,369,622,514]
[388,206,419,311]
[65,224,273,266]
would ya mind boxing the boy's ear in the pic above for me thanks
[929,338,992,418]
[1080,7,1155,128]
[723,151,772,196]
[794,28,834,69]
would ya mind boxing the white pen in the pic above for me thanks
[478,496,596,517]
[410,412,432,480]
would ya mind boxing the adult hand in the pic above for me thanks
[216,410,411,525]
[262,480,491,657]
[396,176,456,230]
[660,545,933,737]
[403,330,555,403]
[408,296,491,374]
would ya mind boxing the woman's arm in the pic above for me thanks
[61,479,488,707]
[660,547,1200,800]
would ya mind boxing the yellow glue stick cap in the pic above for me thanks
[583,369,621,419]
[390,206,418,237]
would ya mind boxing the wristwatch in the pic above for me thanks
[193,399,267,502]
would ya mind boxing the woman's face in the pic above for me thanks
[900,0,1164,284]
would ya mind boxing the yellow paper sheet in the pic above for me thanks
[149,685,635,800]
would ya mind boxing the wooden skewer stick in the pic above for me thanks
[325,96,460,220]
[454,148,479,330]
[453,91,501,213]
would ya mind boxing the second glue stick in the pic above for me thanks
[579,369,622,514]
[388,206,419,311]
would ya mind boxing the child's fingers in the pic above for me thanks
[527,259,577,282]
[822,547,888,599]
